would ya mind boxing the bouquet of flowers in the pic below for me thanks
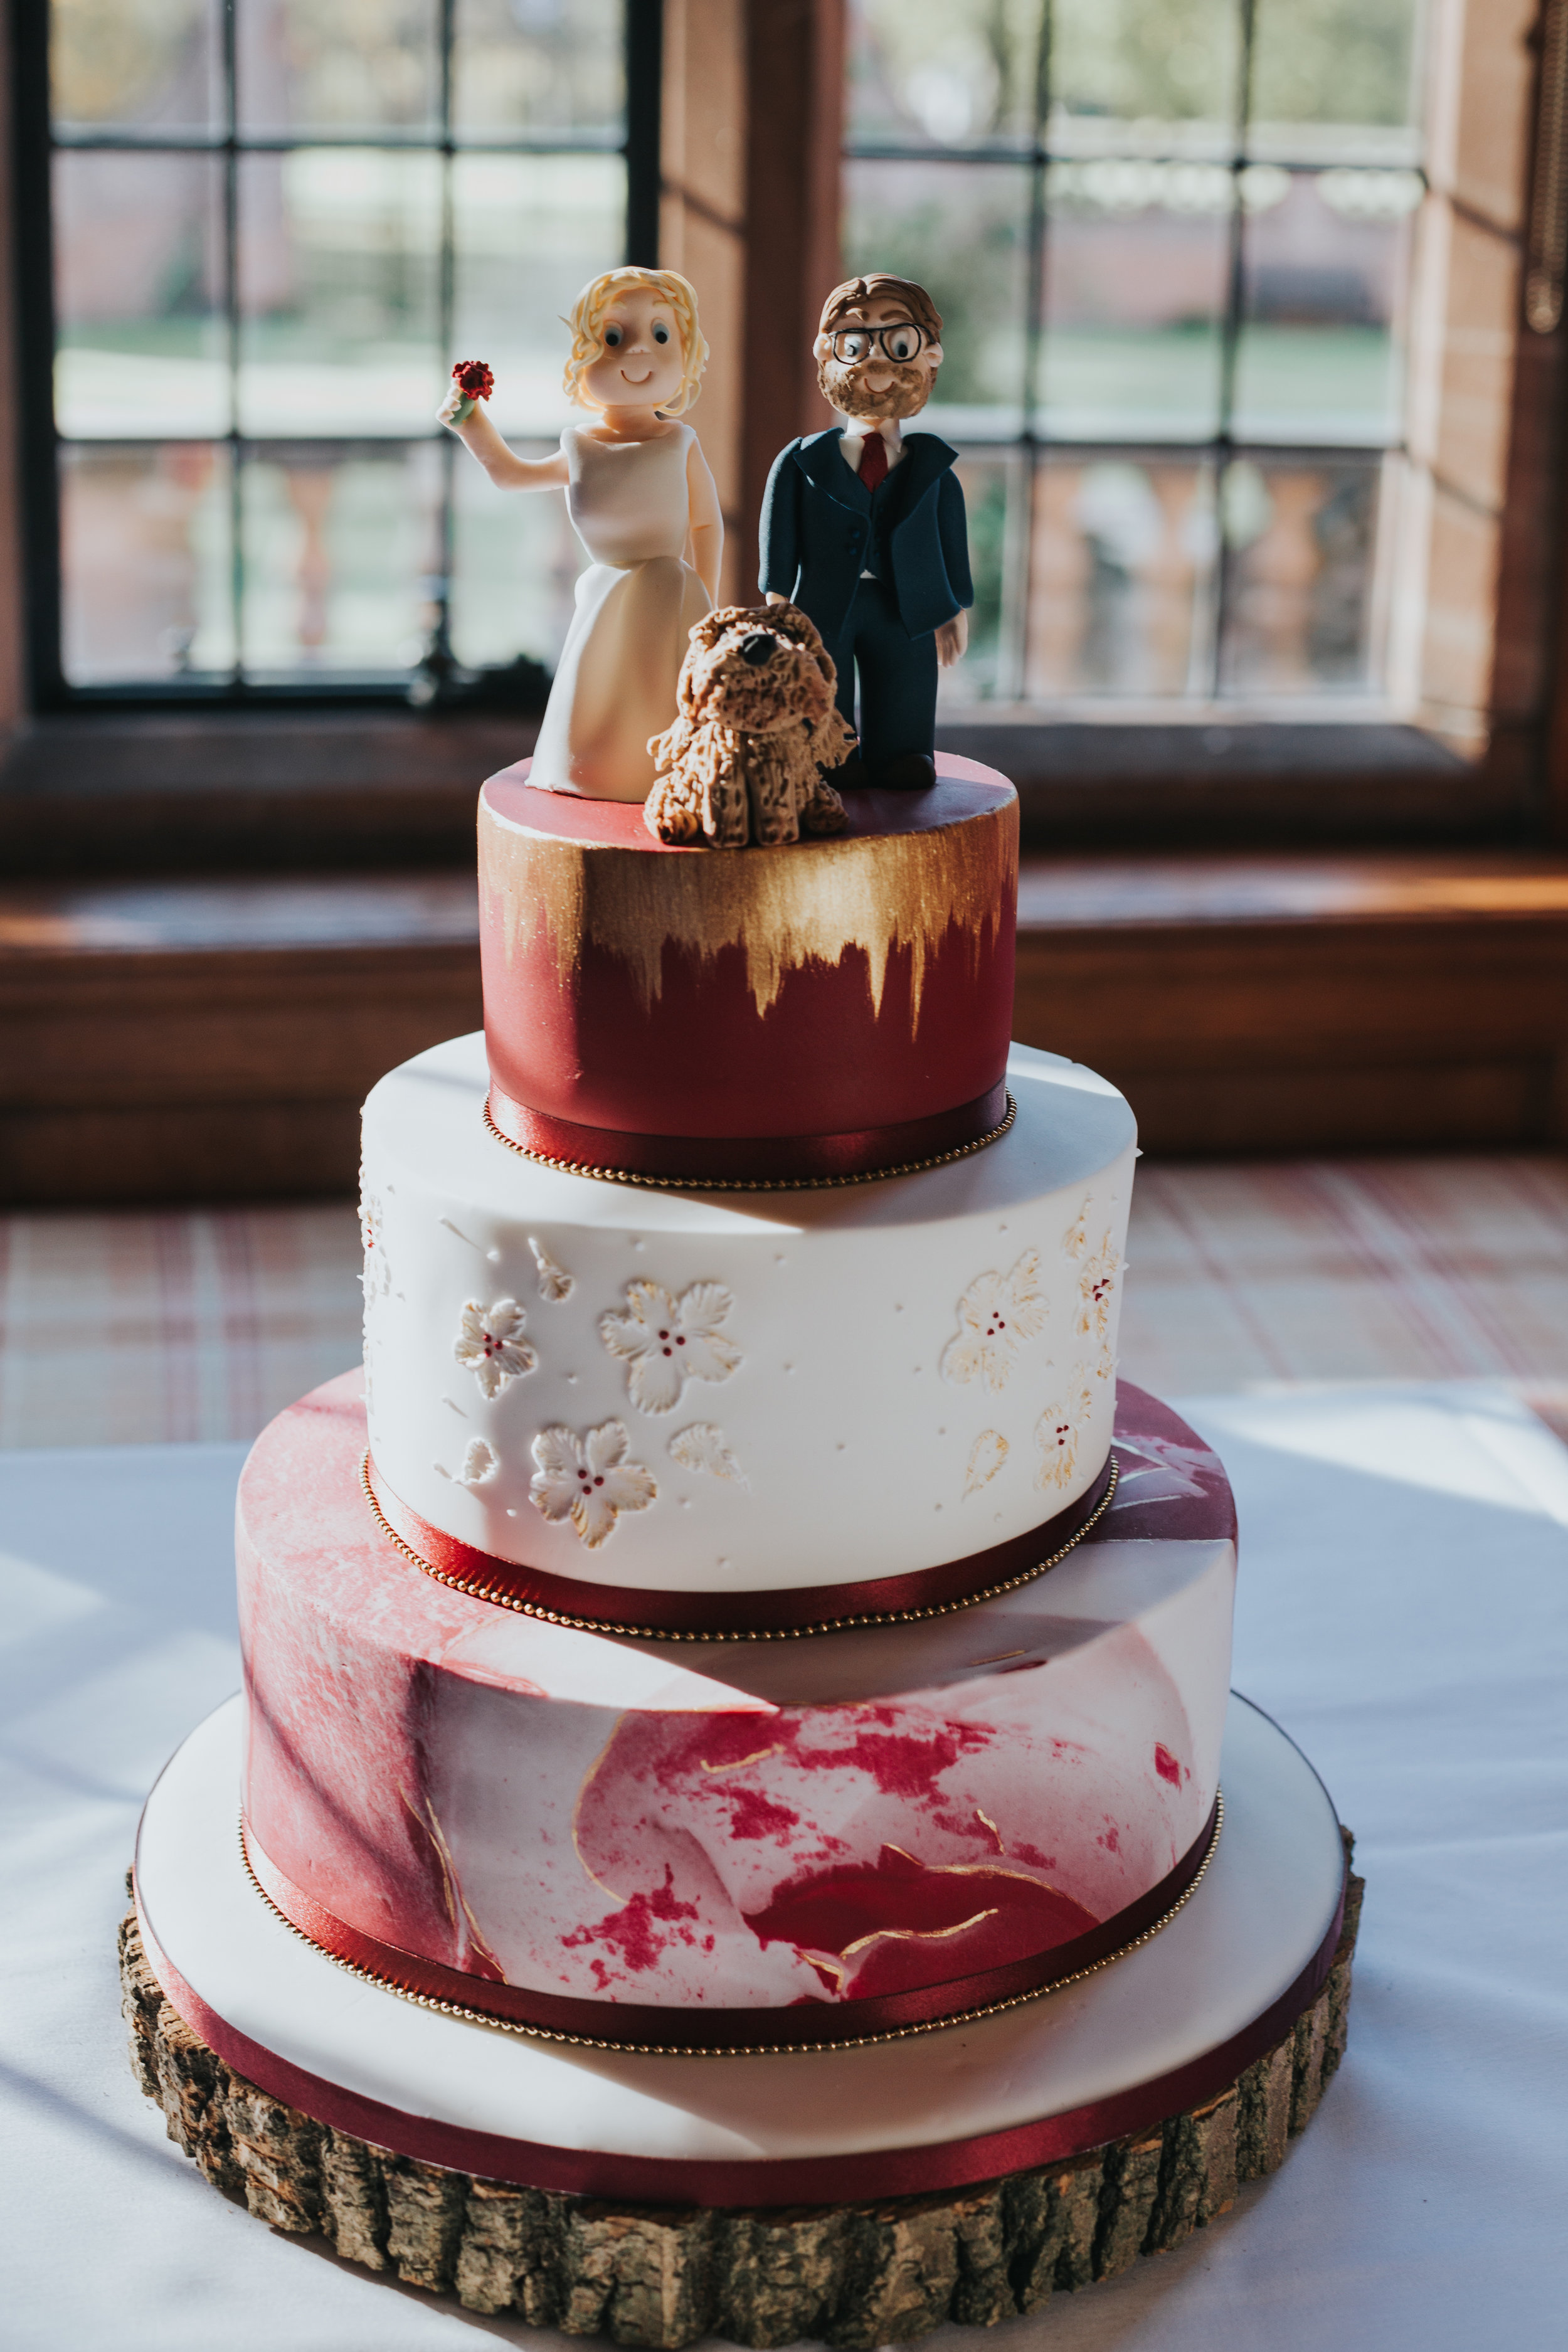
[443,359,495,425]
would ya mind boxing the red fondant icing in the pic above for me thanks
[485,1080,1009,1182]
[364,1444,1118,1636]
[1155,1744,1183,1787]
[743,1844,1100,2001]
[561,1872,702,1978]
[477,756,1018,1165]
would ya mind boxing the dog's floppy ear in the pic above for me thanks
[688,605,746,653]
[765,601,820,645]
[763,601,834,680]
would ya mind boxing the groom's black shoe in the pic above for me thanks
[825,753,868,789]
[871,751,938,791]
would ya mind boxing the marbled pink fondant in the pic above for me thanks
[239,1372,1236,2015]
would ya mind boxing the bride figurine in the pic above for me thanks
[438,268,721,802]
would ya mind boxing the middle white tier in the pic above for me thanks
[361,1034,1136,1596]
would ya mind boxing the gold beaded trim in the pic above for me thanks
[361,1449,1119,1643]
[482,1092,1017,1191]
[240,1790,1221,2060]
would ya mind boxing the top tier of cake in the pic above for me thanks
[478,753,1017,1182]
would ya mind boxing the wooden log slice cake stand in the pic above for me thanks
[122,1694,1361,2347]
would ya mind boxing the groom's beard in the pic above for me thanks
[817,357,933,421]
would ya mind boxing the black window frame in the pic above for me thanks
[9,0,664,713]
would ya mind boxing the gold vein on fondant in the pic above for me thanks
[479,792,1018,1022]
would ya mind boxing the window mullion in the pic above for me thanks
[223,0,242,688]
[432,0,457,684]
[1210,0,1259,700]
[1006,0,1054,706]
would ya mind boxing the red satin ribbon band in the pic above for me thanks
[239,1797,1219,2055]
[363,1448,1118,1639]
[137,1849,1345,2206]
[485,1080,1010,1184]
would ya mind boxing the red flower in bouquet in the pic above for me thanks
[452,359,495,402]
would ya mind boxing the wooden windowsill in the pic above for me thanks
[0,709,1527,877]
[0,711,538,876]
[3,845,1566,1202]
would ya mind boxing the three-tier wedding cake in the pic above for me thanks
[126,733,1355,2339]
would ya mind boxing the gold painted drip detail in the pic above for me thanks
[238,1782,1221,2058]
[360,1442,1115,1641]
[479,795,1019,1022]
[480,1090,1016,1194]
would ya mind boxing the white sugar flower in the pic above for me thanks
[453,1298,538,1398]
[529,1236,574,1302]
[1076,1235,1121,1340]
[359,1187,389,1300]
[457,1438,499,1486]
[437,1438,500,1486]
[600,1279,741,1415]
[1035,1379,1094,1491]
[669,1422,748,1485]
[941,1250,1047,1394]
[529,1421,656,1549]
[963,1429,1009,1495]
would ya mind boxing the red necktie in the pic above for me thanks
[858,433,889,494]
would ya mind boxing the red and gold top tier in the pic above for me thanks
[478,752,1019,1182]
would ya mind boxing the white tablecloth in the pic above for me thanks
[3,1383,1565,2349]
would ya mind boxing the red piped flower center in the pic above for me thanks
[452,359,495,401]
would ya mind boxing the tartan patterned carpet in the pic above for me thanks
[1,1158,1565,1448]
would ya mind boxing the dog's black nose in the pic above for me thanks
[738,633,775,665]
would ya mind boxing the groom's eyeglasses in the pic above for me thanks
[827,322,930,364]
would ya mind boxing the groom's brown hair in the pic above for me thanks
[818,274,942,340]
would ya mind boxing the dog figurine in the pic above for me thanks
[644,603,856,848]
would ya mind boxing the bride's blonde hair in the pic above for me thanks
[562,268,708,416]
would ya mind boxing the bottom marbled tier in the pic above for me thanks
[239,1374,1237,2038]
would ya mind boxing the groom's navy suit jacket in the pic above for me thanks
[758,428,972,642]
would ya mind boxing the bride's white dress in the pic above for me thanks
[530,423,712,803]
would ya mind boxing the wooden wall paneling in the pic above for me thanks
[657,0,845,605]
[0,881,482,1204]
[0,0,25,734]
[1013,854,1568,1153]
[1414,0,1552,790]
[738,0,845,576]
[4,855,1567,1206]
[659,0,748,604]
[1,1104,367,1205]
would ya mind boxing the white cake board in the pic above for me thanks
[134,1690,1344,2204]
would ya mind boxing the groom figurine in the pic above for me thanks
[759,273,971,790]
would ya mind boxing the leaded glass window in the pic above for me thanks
[29,0,652,699]
[845,0,1427,709]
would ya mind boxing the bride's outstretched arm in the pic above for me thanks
[438,391,568,490]
[686,438,723,603]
